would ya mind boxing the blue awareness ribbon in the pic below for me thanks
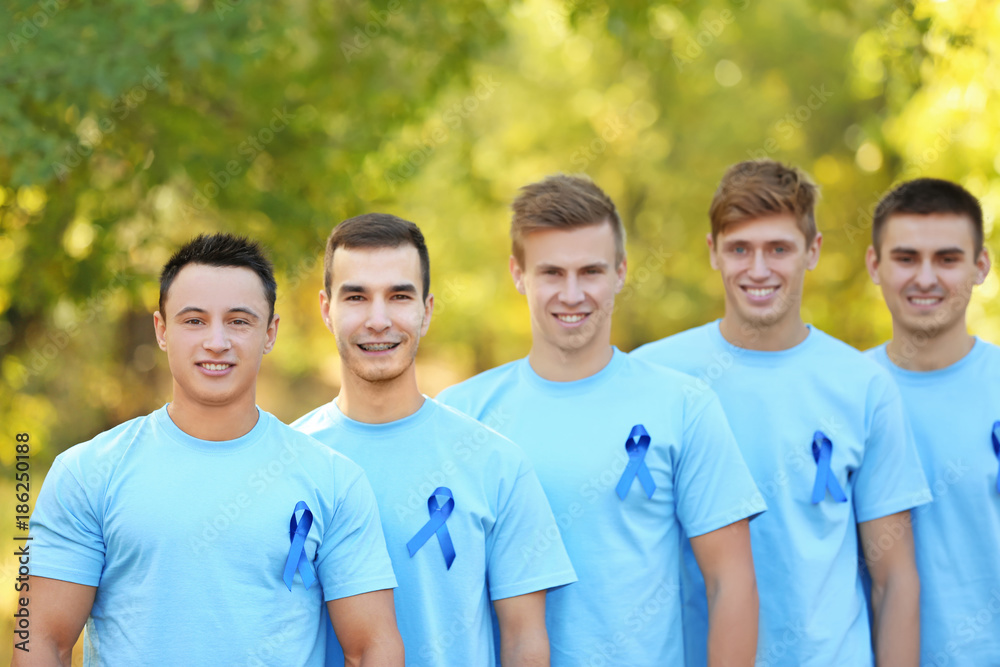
[810,431,848,504]
[616,425,656,500]
[282,501,317,591]
[406,487,456,569]
[992,421,1000,495]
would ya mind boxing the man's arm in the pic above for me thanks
[327,589,404,667]
[11,576,96,667]
[859,511,919,667]
[494,590,549,667]
[689,518,758,667]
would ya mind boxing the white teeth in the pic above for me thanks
[201,363,230,371]
[556,314,586,323]
[360,343,396,351]
[746,287,777,296]
[910,297,940,305]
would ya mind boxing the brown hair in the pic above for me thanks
[160,234,276,324]
[510,174,625,266]
[872,178,983,259]
[709,160,819,244]
[323,213,430,299]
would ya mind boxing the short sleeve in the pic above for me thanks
[316,471,398,601]
[675,391,766,537]
[486,459,578,601]
[853,374,932,523]
[30,458,106,586]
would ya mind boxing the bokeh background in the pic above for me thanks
[2,0,999,661]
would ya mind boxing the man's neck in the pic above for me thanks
[336,371,425,424]
[528,339,614,382]
[719,312,809,352]
[167,392,260,441]
[887,319,974,371]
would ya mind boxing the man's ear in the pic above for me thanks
[865,245,881,285]
[153,311,167,350]
[319,289,335,335]
[805,232,823,271]
[509,256,526,295]
[707,233,719,271]
[974,247,991,286]
[420,293,434,337]
[263,314,279,354]
[615,256,627,293]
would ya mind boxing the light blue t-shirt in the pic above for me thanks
[634,321,933,667]
[437,347,764,666]
[29,405,397,667]
[868,338,1000,667]
[293,397,577,667]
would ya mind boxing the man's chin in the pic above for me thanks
[348,360,412,385]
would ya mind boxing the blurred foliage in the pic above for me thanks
[2,2,1000,639]
[2,0,1000,659]
[2,0,999,454]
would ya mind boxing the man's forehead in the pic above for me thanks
[331,245,421,284]
[719,214,806,243]
[166,264,269,306]
[883,212,977,249]
[521,223,618,262]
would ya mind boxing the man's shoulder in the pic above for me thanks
[975,337,1000,363]
[56,411,156,469]
[631,321,717,362]
[810,328,889,373]
[436,359,523,407]
[289,401,334,436]
[804,330,899,405]
[430,399,521,453]
[267,409,363,473]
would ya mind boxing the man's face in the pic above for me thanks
[866,212,990,340]
[154,263,278,411]
[708,213,821,334]
[321,245,432,386]
[510,222,626,362]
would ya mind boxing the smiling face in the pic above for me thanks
[511,221,625,365]
[866,212,990,342]
[153,263,278,413]
[321,244,432,387]
[709,213,821,340]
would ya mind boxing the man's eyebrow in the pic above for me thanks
[389,283,418,293]
[173,306,261,319]
[935,246,966,256]
[889,246,966,255]
[338,284,367,295]
[228,306,262,319]
[723,238,798,247]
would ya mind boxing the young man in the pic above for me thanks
[865,178,998,666]
[20,234,402,667]
[293,214,576,667]
[437,175,763,666]
[633,160,933,666]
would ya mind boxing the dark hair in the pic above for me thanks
[159,234,277,323]
[709,160,819,244]
[324,213,430,299]
[872,178,984,258]
[510,174,625,266]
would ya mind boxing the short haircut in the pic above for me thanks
[323,213,430,299]
[709,160,819,244]
[510,174,625,266]
[159,233,277,323]
[872,178,984,258]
